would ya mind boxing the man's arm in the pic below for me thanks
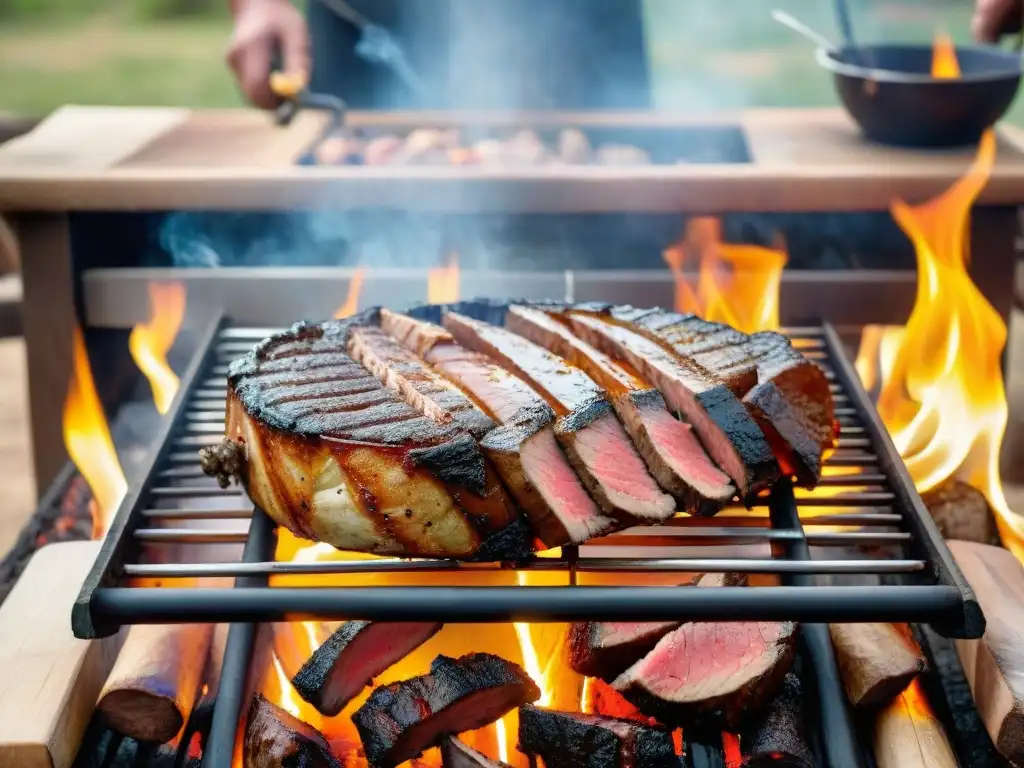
[227,0,310,109]
[974,0,1022,43]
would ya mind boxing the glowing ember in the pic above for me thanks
[128,282,186,415]
[664,217,787,334]
[932,34,961,79]
[856,131,1024,559]
[334,268,367,319]
[428,252,460,304]
[62,325,128,539]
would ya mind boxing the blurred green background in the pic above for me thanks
[2,0,1021,123]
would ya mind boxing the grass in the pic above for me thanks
[2,0,1024,125]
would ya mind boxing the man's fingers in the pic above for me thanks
[280,15,312,86]
[973,0,1022,42]
[236,43,276,110]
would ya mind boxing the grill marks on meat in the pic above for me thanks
[225,319,526,560]
[443,312,675,525]
[564,312,778,496]
[517,705,677,768]
[292,620,443,716]
[380,310,613,547]
[353,653,540,767]
[244,693,339,768]
[507,305,734,515]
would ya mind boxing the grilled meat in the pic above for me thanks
[517,705,677,768]
[292,620,443,716]
[740,673,814,768]
[220,318,527,560]
[507,305,735,515]
[353,653,540,768]
[244,693,339,768]
[441,738,511,768]
[380,309,613,547]
[564,311,778,496]
[443,312,676,524]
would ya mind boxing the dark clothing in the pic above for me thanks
[306,0,652,110]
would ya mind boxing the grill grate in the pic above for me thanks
[69,310,984,768]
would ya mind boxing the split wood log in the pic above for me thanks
[96,623,214,743]
[873,680,957,768]
[922,480,1001,546]
[0,541,124,768]
[829,622,925,708]
[948,539,1024,765]
[244,693,339,768]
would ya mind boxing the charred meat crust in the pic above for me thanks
[292,620,443,716]
[517,704,677,768]
[244,693,339,768]
[353,653,540,768]
[568,619,681,682]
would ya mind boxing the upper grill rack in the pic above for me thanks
[72,311,981,641]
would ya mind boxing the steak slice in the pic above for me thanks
[739,331,837,488]
[244,693,339,768]
[441,738,511,768]
[443,312,676,524]
[517,704,677,768]
[292,620,443,716]
[216,317,527,560]
[353,653,540,768]
[380,310,614,547]
[612,618,798,730]
[507,305,734,516]
[564,311,777,496]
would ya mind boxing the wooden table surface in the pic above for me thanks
[3,106,1024,212]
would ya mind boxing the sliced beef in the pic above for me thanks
[380,310,614,546]
[443,311,676,524]
[612,617,798,731]
[739,331,837,488]
[214,316,528,560]
[441,738,511,768]
[564,311,777,496]
[517,704,677,768]
[353,653,540,768]
[507,305,734,515]
[740,673,814,768]
[292,620,443,716]
[244,693,339,768]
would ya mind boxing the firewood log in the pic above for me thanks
[873,680,956,768]
[922,480,1000,545]
[740,673,813,768]
[828,622,925,708]
[244,693,339,768]
[96,623,213,743]
[948,539,1024,765]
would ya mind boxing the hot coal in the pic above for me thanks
[244,693,339,768]
[441,737,512,768]
[292,620,443,716]
[740,673,814,768]
[517,704,677,768]
[353,653,540,767]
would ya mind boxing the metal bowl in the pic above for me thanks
[816,43,1022,147]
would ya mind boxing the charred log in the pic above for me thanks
[243,693,339,768]
[740,673,814,768]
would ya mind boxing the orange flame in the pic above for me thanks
[932,34,961,79]
[333,268,366,319]
[62,326,128,539]
[664,217,787,333]
[129,282,186,415]
[428,253,460,304]
[856,130,1024,559]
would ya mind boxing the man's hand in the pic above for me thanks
[973,0,1022,43]
[227,0,310,109]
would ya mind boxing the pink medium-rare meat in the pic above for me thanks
[564,311,778,496]
[214,318,528,560]
[379,310,614,546]
[507,305,735,515]
[443,311,676,525]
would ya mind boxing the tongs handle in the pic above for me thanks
[268,48,347,134]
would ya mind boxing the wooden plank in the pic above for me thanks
[0,541,124,768]
[948,539,1024,765]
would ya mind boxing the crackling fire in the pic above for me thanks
[931,33,961,79]
[428,252,461,305]
[334,268,367,319]
[663,216,787,334]
[129,281,186,414]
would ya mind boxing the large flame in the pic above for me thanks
[333,269,366,319]
[932,34,961,79]
[856,130,1024,559]
[664,217,787,334]
[428,253,460,304]
[129,282,186,415]
[62,326,128,539]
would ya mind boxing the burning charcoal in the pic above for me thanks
[922,479,1001,546]
[740,674,814,768]
[595,145,651,166]
[441,737,512,768]
[353,652,540,767]
[364,135,402,165]
[557,128,592,164]
[828,623,924,709]
[292,620,443,716]
[244,693,339,768]
[517,704,677,768]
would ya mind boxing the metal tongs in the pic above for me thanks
[270,70,347,135]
